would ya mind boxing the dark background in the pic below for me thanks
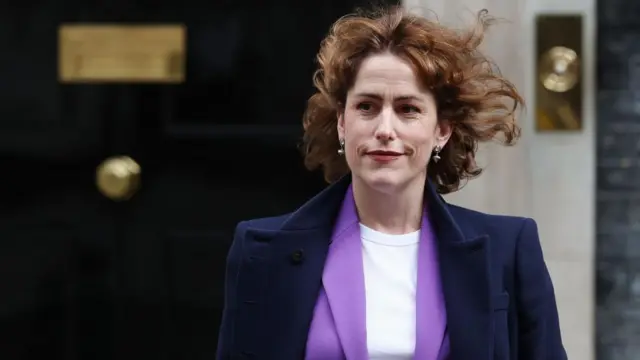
[597,0,640,358]
[0,1,392,359]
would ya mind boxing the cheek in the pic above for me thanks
[410,148,430,167]
[412,118,438,159]
[406,135,434,167]
[341,118,360,163]
[342,113,368,147]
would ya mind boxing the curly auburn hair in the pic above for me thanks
[301,6,524,194]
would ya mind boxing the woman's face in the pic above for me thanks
[337,52,451,193]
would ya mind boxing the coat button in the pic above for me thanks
[290,249,305,264]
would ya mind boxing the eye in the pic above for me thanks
[356,102,374,112]
[399,104,420,114]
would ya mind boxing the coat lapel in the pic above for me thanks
[425,182,493,360]
[414,210,447,360]
[321,186,368,360]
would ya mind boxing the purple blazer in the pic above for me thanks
[216,175,567,360]
[304,185,448,359]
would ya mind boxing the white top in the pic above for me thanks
[360,224,420,360]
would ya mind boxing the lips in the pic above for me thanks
[366,150,404,156]
[365,150,404,163]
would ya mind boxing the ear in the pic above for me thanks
[435,120,453,148]
[337,111,345,139]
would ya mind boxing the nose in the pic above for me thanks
[374,108,396,141]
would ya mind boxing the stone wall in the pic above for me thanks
[596,0,640,358]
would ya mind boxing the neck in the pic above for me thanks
[352,174,426,235]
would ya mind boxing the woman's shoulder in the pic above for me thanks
[445,204,543,273]
[446,203,538,241]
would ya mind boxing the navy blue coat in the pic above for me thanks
[217,175,567,359]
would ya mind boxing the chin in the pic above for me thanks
[356,169,407,194]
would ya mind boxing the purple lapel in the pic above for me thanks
[415,212,448,360]
[321,186,369,360]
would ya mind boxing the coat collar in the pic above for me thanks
[274,174,480,244]
[241,174,494,360]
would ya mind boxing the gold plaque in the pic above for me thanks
[59,24,185,83]
[535,15,583,131]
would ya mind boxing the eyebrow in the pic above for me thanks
[354,92,424,102]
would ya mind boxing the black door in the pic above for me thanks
[0,1,389,359]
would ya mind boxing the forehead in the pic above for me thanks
[351,53,423,96]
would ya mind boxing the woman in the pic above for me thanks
[217,6,566,360]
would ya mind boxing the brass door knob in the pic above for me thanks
[96,156,141,201]
[539,46,580,93]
